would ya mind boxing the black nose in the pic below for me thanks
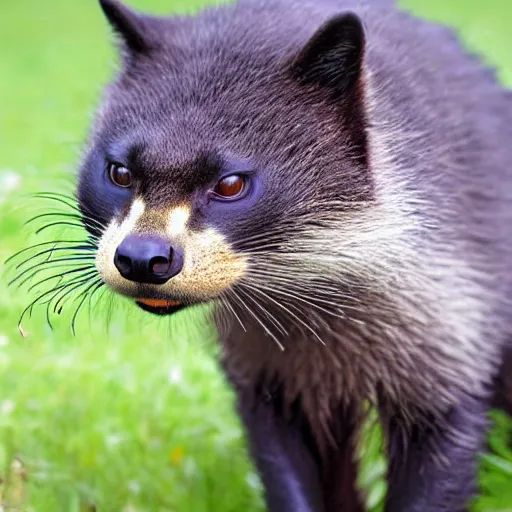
[114,235,183,285]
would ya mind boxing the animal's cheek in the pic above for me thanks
[94,199,146,295]
[95,220,120,282]
[167,228,249,299]
[94,220,137,296]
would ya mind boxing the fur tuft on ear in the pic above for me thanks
[99,0,155,54]
[292,13,366,96]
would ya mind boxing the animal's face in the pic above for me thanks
[77,0,372,317]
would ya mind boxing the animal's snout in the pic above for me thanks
[114,235,183,285]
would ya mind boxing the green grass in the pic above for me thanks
[0,0,511,510]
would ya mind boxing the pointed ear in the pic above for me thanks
[292,13,366,96]
[99,0,156,54]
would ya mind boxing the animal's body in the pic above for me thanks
[76,0,512,510]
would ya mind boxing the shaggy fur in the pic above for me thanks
[77,0,512,510]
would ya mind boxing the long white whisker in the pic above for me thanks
[240,281,326,346]
[220,291,247,333]
[236,286,289,338]
[243,276,354,320]
[230,287,285,351]
[246,267,361,300]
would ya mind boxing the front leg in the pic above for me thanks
[382,392,491,512]
[234,382,325,512]
[217,317,364,511]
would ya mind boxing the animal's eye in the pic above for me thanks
[213,174,246,199]
[108,163,133,188]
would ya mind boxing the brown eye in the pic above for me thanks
[214,174,246,199]
[109,163,133,188]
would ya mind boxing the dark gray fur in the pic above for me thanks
[79,0,512,510]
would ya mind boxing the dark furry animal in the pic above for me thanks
[76,0,512,510]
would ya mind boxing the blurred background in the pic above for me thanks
[0,0,511,510]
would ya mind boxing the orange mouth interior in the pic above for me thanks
[136,299,182,308]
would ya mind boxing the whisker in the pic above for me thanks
[43,278,68,329]
[42,276,69,330]
[36,191,77,200]
[18,274,98,330]
[31,192,81,213]
[230,287,284,351]
[10,257,96,287]
[35,221,90,235]
[47,272,99,314]
[219,291,247,333]
[13,261,94,291]
[231,213,356,249]
[52,278,93,315]
[8,190,109,331]
[245,267,347,295]
[5,239,93,265]
[70,280,104,336]
[31,192,108,233]
[24,211,83,226]
[213,298,231,338]
[244,277,344,332]
[38,276,65,305]
[79,213,109,233]
[248,260,365,290]
[46,275,100,330]
[240,281,326,346]
[27,266,97,293]
[245,273,362,314]
[86,280,106,325]
[15,245,96,269]
[236,286,288,337]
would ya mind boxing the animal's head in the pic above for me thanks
[78,0,375,323]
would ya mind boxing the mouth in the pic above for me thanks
[135,298,187,316]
